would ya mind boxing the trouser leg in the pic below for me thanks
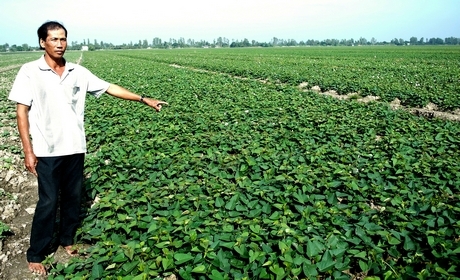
[59,153,84,247]
[27,156,60,263]
[26,153,85,262]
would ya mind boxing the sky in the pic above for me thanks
[1,0,459,46]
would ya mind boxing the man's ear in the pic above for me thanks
[39,39,45,48]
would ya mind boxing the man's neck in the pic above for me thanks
[44,54,65,75]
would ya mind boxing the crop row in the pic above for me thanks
[39,50,460,279]
[107,46,460,111]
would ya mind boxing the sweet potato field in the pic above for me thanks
[3,46,460,279]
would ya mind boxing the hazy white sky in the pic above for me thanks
[1,0,459,46]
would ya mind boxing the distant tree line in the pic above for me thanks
[1,36,459,52]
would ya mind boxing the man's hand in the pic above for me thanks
[24,152,38,177]
[142,98,168,112]
[16,103,37,176]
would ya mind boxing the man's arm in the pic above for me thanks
[16,103,38,177]
[105,84,168,112]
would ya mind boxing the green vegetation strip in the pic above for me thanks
[107,46,460,111]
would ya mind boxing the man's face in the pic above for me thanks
[40,28,67,59]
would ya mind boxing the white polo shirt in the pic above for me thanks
[8,55,110,157]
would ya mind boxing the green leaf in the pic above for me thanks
[259,267,270,279]
[248,208,262,218]
[225,195,239,210]
[278,241,289,254]
[234,245,248,257]
[388,236,401,245]
[330,248,347,257]
[403,235,415,251]
[359,260,369,272]
[317,251,335,272]
[215,197,225,208]
[88,228,102,236]
[275,175,285,181]
[192,264,207,274]
[117,213,127,221]
[249,250,262,263]
[435,266,449,275]
[303,263,318,278]
[427,235,435,247]
[209,269,225,280]
[162,257,173,271]
[133,273,148,280]
[250,224,261,234]
[155,241,170,248]
[113,253,128,263]
[269,264,286,280]
[355,227,372,244]
[91,263,103,279]
[147,222,158,233]
[174,253,195,265]
[122,260,139,274]
[306,239,324,258]
[63,263,76,274]
[435,133,444,141]
[123,246,134,260]
[354,251,367,259]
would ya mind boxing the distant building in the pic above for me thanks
[81,46,89,51]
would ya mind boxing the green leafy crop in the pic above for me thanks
[3,47,458,279]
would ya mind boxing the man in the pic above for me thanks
[8,21,168,275]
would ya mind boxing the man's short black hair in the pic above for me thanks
[37,21,67,50]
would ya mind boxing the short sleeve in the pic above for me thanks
[83,67,110,98]
[8,65,33,106]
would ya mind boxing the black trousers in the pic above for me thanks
[26,153,84,263]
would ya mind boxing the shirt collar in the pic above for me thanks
[38,54,74,71]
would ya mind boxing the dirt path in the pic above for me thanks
[306,84,460,122]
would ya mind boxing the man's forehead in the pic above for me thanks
[47,28,66,37]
